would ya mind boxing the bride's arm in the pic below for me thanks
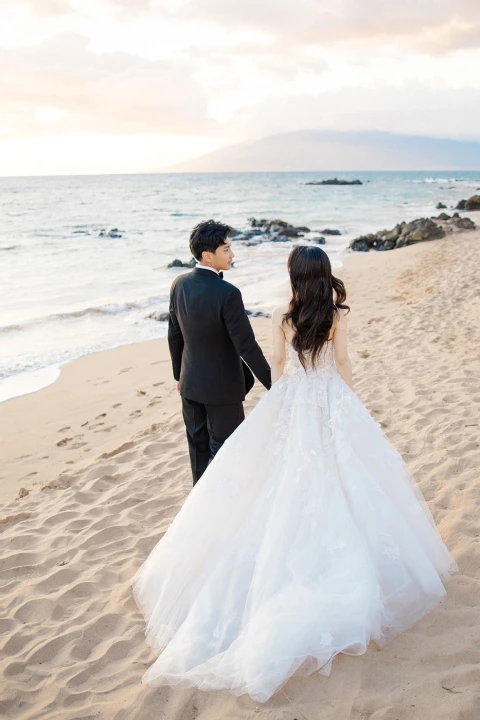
[333,309,353,390]
[271,306,286,384]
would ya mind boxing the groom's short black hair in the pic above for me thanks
[189,220,233,261]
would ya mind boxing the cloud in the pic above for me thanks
[1,0,480,174]
[13,0,72,18]
[0,33,215,138]
[176,0,480,53]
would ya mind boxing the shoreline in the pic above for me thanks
[1,230,479,718]
[2,230,479,507]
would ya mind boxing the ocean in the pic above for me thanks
[1,170,479,402]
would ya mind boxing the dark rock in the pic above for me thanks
[236,217,314,245]
[407,219,445,244]
[247,217,269,228]
[465,194,480,211]
[269,220,290,231]
[436,202,447,209]
[350,217,447,252]
[320,228,342,236]
[168,257,196,268]
[310,236,326,244]
[305,178,362,186]
[277,227,306,238]
[449,216,476,230]
[383,238,397,251]
[350,239,369,252]
[455,199,467,210]
[349,233,377,252]
[382,229,400,242]
[99,228,122,238]
[148,311,169,322]
[436,212,451,221]
[235,230,264,243]
[246,310,272,318]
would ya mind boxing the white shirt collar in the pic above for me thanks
[197,264,219,274]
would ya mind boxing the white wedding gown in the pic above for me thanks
[133,341,458,702]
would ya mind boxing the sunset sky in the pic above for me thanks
[1,0,480,175]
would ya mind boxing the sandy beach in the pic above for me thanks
[1,232,479,719]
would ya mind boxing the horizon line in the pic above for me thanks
[2,167,480,180]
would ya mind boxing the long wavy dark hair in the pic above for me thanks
[284,246,349,368]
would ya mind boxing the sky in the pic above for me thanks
[1,0,480,175]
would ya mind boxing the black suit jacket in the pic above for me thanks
[168,267,271,404]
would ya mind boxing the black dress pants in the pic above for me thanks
[181,397,245,485]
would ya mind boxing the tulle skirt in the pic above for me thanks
[133,363,457,702]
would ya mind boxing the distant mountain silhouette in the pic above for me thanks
[166,130,480,172]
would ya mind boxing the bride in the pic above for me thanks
[133,245,457,703]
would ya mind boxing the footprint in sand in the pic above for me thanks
[93,425,116,434]
[130,409,142,417]
[119,367,132,374]
[148,396,162,407]
[58,426,71,432]
[56,437,72,447]
[137,390,147,396]
[96,413,107,419]
[112,403,122,408]
[153,382,165,387]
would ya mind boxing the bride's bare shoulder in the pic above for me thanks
[332,306,349,332]
[272,304,289,325]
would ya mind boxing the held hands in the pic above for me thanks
[176,381,181,394]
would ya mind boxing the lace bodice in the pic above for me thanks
[284,340,336,377]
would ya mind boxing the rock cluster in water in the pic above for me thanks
[231,218,311,245]
[350,213,476,252]
[305,178,362,186]
[166,217,341,265]
[455,195,480,211]
[99,228,122,238]
[321,228,342,235]
[167,257,196,268]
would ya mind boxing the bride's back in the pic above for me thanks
[271,246,351,388]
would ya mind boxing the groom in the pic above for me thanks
[168,220,272,485]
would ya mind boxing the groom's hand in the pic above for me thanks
[176,381,181,394]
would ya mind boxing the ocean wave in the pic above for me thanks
[408,177,480,185]
[0,296,168,335]
[0,244,20,251]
